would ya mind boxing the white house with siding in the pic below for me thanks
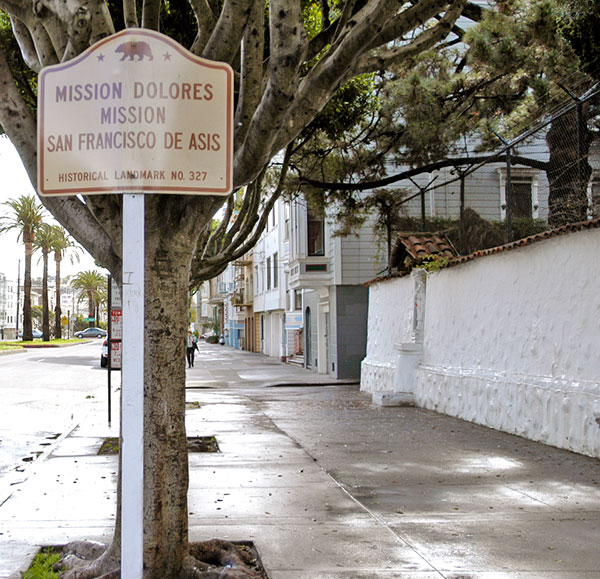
[288,197,387,379]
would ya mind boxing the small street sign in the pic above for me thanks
[110,341,122,369]
[111,278,122,308]
[111,309,123,340]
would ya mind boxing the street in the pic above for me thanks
[0,341,116,485]
[0,342,599,578]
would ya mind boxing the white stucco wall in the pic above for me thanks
[362,227,600,457]
[360,273,416,393]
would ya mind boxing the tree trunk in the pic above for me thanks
[22,240,33,341]
[55,255,62,339]
[59,199,203,578]
[88,291,94,327]
[42,249,50,341]
[546,105,594,227]
[141,217,193,576]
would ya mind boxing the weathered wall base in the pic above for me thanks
[415,366,600,457]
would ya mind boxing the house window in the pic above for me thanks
[307,209,324,256]
[498,169,539,220]
[255,265,260,294]
[510,181,533,218]
[294,290,302,311]
[266,256,272,290]
[284,203,290,241]
[273,252,278,288]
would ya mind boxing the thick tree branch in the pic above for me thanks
[191,178,274,283]
[123,0,139,28]
[142,0,161,30]
[233,0,308,184]
[203,194,235,258]
[297,153,549,192]
[192,146,294,286]
[61,6,92,62]
[221,176,262,248]
[331,0,358,44]
[373,0,456,48]
[9,16,42,71]
[262,0,398,162]
[189,0,218,55]
[36,10,69,64]
[2,4,60,68]
[0,47,37,173]
[234,0,264,150]
[202,0,254,64]
[357,0,468,72]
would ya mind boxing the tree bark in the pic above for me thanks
[55,254,62,339]
[87,290,94,327]
[42,248,50,341]
[22,239,33,341]
[141,205,193,576]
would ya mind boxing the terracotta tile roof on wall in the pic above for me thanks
[396,233,456,262]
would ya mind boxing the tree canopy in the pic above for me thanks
[287,0,599,238]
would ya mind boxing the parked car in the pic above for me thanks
[101,339,109,367]
[17,329,44,339]
[75,327,107,339]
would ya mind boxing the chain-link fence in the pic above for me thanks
[396,83,600,255]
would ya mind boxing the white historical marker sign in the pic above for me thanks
[38,28,234,196]
[37,29,234,579]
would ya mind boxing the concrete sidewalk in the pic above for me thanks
[1,343,600,578]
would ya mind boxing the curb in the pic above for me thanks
[0,349,27,356]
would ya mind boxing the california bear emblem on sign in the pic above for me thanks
[115,41,154,61]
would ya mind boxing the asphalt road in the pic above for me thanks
[0,340,115,483]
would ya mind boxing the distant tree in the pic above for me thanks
[71,270,106,328]
[33,223,54,341]
[50,226,82,339]
[0,195,45,341]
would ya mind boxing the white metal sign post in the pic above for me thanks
[38,28,233,578]
[121,193,145,576]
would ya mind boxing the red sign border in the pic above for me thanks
[38,29,234,197]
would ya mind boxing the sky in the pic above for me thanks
[0,136,99,283]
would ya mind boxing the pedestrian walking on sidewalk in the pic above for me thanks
[186,330,198,368]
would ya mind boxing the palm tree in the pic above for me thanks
[0,195,45,340]
[50,226,81,338]
[71,270,106,328]
[33,223,54,341]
